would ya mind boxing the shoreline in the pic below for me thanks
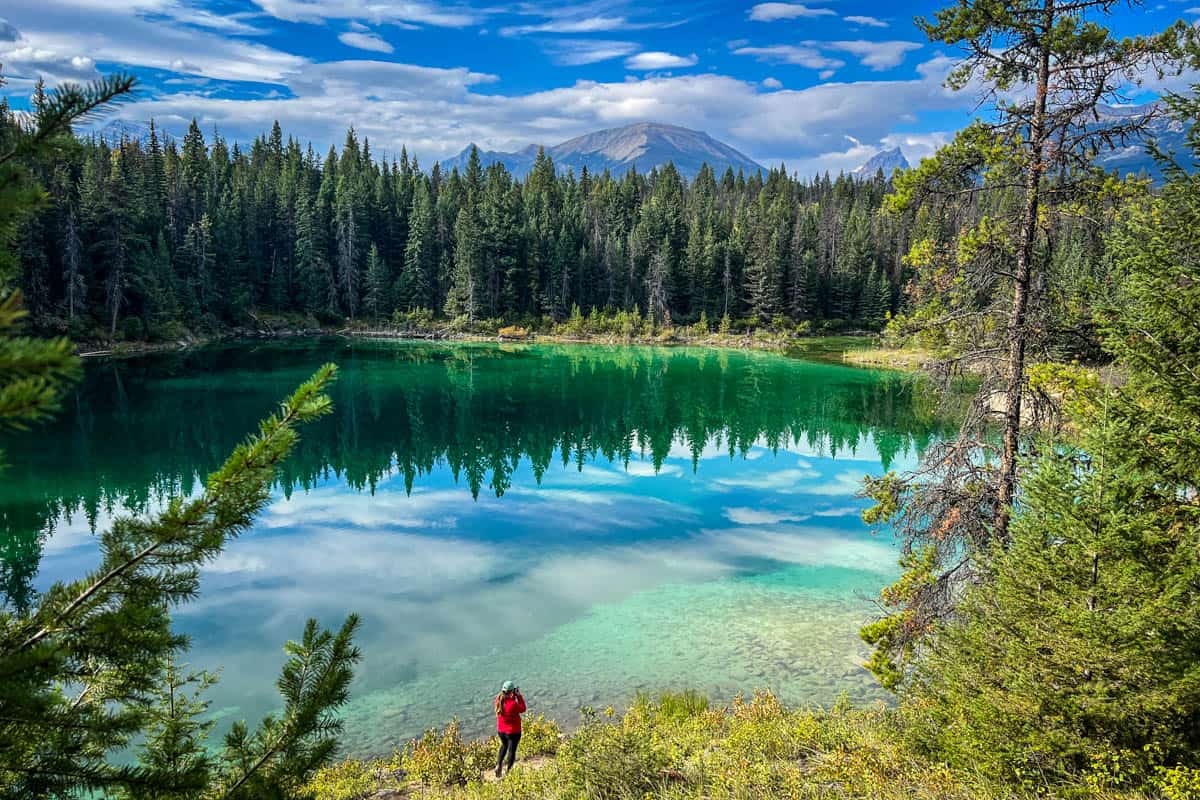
[73,325,906,365]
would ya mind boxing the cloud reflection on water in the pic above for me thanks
[146,438,904,750]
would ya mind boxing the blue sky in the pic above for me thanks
[1,0,1196,174]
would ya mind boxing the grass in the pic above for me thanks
[840,346,937,372]
[305,690,1186,799]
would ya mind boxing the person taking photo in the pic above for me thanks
[493,680,526,777]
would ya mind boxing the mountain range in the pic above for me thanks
[91,108,1190,182]
[1091,102,1189,180]
[440,122,764,180]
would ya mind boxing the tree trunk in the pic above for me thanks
[995,0,1055,541]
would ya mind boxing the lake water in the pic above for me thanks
[2,339,949,757]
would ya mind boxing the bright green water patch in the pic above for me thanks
[2,339,951,756]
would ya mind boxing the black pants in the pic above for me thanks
[497,731,521,771]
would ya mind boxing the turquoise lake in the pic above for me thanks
[1,339,950,757]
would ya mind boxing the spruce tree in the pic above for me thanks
[906,98,1200,784]
[401,179,434,311]
[862,0,1191,682]
[445,206,480,320]
[363,242,389,320]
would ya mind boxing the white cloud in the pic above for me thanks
[733,44,845,72]
[501,16,629,35]
[713,467,821,490]
[4,2,308,85]
[83,14,966,176]
[761,76,783,89]
[803,470,868,496]
[284,59,497,98]
[338,30,393,53]
[844,15,888,28]
[625,51,698,70]
[812,39,922,70]
[156,5,268,35]
[624,460,684,477]
[723,507,807,525]
[749,3,837,21]
[543,38,637,66]
[499,13,680,37]
[250,0,478,27]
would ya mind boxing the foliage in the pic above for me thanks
[515,714,562,757]
[860,0,1191,684]
[392,306,436,331]
[900,94,1200,789]
[0,364,362,799]
[304,757,395,800]
[403,718,495,786]
[556,711,673,800]
[307,689,1184,800]
[497,324,529,338]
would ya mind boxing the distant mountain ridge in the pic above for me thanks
[91,120,168,145]
[441,122,764,179]
[1091,102,1189,180]
[853,146,909,177]
[846,104,1192,181]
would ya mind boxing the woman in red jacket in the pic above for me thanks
[494,680,526,777]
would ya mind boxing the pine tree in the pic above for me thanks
[445,206,480,320]
[895,102,1200,784]
[334,167,364,320]
[124,663,219,800]
[363,242,390,320]
[896,0,1187,540]
[60,194,84,321]
[646,235,671,328]
[401,179,434,311]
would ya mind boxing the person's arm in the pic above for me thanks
[515,692,526,713]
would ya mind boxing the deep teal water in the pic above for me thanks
[2,339,949,756]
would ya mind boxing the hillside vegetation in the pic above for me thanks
[307,692,1200,800]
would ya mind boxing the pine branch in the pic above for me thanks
[13,364,338,654]
[0,73,137,171]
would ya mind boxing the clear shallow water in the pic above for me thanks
[2,339,949,757]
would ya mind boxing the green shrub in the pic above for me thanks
[723,690,818,762]
[393,307,436,331]
[687,311,710,338]
[518,714,562,756]
[557,716,672,800]
[405,718,492,786]
[306,754,404,800]
[1154,765,1200,800]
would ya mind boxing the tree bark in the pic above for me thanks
[995,0,1055,541]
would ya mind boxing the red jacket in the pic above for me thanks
[496,693,526,734]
